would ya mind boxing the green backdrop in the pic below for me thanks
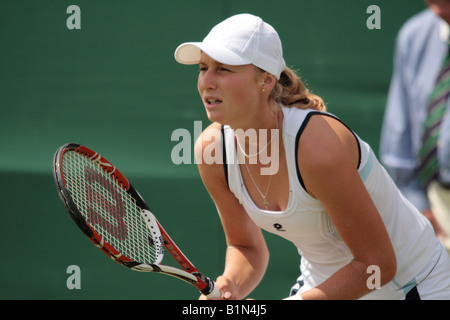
[0,0,426,299]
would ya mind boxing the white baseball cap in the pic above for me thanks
[174,13,286,80]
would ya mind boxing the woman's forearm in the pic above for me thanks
[296,258,396,300]
[222,244,269,300]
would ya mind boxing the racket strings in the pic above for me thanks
[62,151,160,264]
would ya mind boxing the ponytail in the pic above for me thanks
[270,67,326,111]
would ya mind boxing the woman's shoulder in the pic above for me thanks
[297,113,360,171]
[282,106,335,139]
[194,122,223,153]
[194,122,226,178]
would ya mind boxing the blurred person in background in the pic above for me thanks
[380,0,450,253]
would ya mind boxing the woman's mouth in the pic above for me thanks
[205,97,223,105]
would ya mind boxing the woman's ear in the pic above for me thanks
[261,72,277,93]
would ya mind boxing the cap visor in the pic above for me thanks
[175,42,251,66]
[174,42,202,65]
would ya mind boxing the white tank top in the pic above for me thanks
[222,106,438,299]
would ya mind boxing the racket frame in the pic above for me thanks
[53,143,219,298]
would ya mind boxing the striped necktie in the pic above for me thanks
[417,48,450,187]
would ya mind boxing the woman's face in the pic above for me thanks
[427,0,450,24]
[197,53,267,127]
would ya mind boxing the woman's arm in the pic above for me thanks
[195,122,269,300]
[297,115,397,300]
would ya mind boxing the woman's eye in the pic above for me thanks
[198,65,231,73]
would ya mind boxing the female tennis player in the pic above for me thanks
[174,13,450,300]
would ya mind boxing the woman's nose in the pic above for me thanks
[198,69,217,91]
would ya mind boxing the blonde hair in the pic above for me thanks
[269,67,326,111]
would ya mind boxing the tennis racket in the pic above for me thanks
[53,143,220,299]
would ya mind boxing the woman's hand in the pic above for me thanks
[199,275,237,300]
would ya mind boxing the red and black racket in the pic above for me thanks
[53,143,220,298]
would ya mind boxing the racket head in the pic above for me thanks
[53,143,164,270]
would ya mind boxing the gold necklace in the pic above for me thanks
[237,115,279,209]
[236,115,279,159]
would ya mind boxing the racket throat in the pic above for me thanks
[145,264,198,285]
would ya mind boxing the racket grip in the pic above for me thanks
[202,279,221,299]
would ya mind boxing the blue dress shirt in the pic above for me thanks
[380,9,450,211]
